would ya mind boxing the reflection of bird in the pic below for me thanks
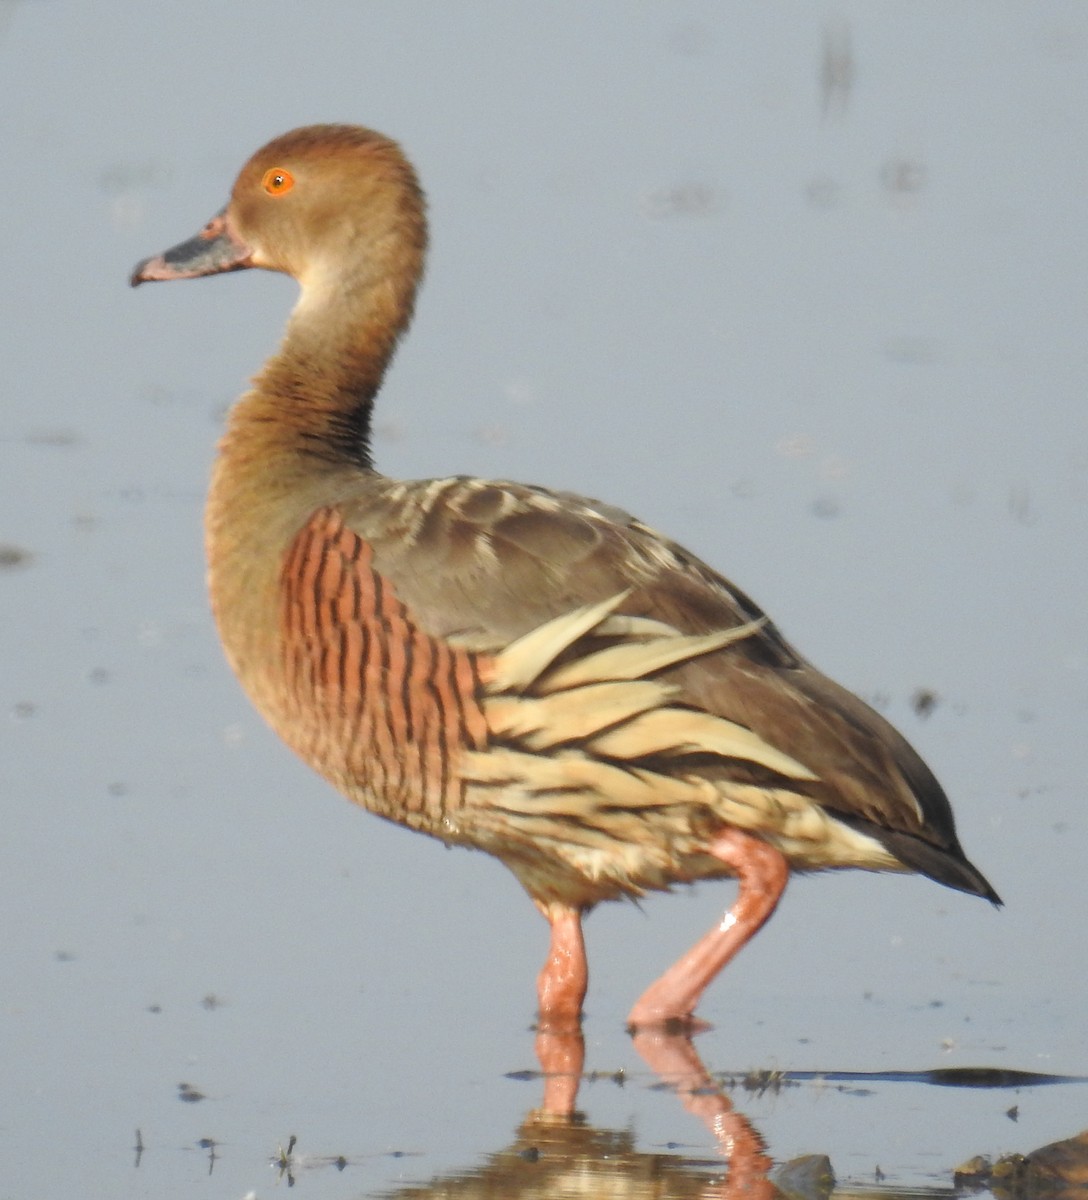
[275,1117,760,1200]
[132,125,999,1030]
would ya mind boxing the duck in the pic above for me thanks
[131,124,999,1031]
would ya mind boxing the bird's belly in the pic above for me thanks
[455,763,902,908]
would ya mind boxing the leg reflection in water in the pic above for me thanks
[533,1024,774,1200]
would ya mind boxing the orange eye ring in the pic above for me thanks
[262,167,295,196]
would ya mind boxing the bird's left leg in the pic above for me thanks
[627,828,788,1029]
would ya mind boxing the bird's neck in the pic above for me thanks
[219,249,422,480]
[204,236,424,697]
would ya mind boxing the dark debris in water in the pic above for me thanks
[810,495,841,520]
[881,158,928,196]
[505,1064,627,1088]
[747,1066,1088,1091]
[195,1138,218,1176]
[0,544,32,569]
[773,1153,835,1200]
[641,181,724,220]
[820,19,854,119]
[23,428,82,447]
[272,1134,418,1185]
[956,1128,1088,1199]
[712,1068,796,1097]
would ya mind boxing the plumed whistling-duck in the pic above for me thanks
[132,125,999,1031]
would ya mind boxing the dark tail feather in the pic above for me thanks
[836,815,1002,907]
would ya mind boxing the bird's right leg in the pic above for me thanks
[535,901,588,1030]
[534,901,588,1116]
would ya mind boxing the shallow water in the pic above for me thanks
[2,3,1086,1197]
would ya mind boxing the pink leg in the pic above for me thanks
[536,902,588,1032]
[628,829,788,1029]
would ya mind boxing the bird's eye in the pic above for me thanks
[262,168,295,195]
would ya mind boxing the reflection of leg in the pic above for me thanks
[628,829,788,1029]
[534,1026,586,1117]
[632,1030,773,1200]
[536,902,588,1031]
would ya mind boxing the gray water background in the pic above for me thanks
[1,3,1086,1197]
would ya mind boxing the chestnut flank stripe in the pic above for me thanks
[280,508,487,818]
